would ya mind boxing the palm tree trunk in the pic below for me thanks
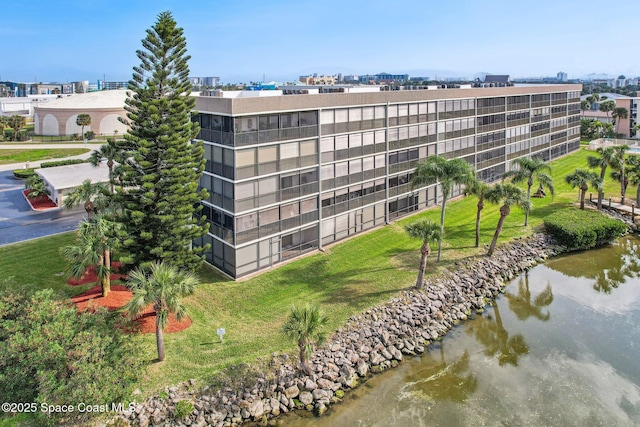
[299,346,311,375]
[525,180,532,226]
[621,169,627,205]
[488,211,508,256]
[437,194,447,262]
[580,188,586,210]
[156,316,166,362]
[636,185,640,208]
[475,201,484,248]
[416,244,428,289]
[597,167,606,209]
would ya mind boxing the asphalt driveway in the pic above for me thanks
[0,170,85,246]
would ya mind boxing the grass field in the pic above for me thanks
[0,147,628,396]
[0,148,89,165]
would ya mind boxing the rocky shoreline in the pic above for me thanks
[120,233,565,427]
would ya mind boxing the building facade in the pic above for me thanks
[192,84,582,278]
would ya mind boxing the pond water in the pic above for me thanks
[283,236,640,427]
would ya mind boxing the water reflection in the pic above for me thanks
[402,344,477,403]
[466,302,529,366]
[505,271,554,321]
[547,237,640,294]
[282,236,640,426]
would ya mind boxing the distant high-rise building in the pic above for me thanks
[557,72,568,82]
[190,77,221,88]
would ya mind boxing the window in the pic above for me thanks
[281,142,299,159]
[280,112,299,128]
[258,145,277,162]
[236,149,255,167]
[259,115,279,130]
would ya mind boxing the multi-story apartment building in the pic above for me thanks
[192,84,581,278]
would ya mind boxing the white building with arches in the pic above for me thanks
[33,90,129,136]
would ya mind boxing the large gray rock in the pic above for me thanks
[299,391,313,406]
[284,385,299,399]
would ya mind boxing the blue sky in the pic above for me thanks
[3,0,638,84]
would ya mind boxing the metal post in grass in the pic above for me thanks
[589,192,592,202]
[632,204,635,220]
[609,198,612,208]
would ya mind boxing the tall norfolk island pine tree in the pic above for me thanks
[116,11,209,271]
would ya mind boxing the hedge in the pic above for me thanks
[13,159,88,178]
[12,168,36,179]
[40,158,87,168]
[544,208,627,251]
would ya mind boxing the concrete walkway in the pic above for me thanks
[0,143,103,172]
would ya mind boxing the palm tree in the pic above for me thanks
[76,113,91,141]
[626,155,640,206]
[411,156,474,262]
[465,178,490,247]
[580,100,591,117]
[125,262,199,362]
[502,156,554,226]
[485,183,530,256]
[586,93,600,106]
[8,115,26,141]
[281,304,329,375]
[612,107,629,135]
[63,179,107,218]
[565,169,602,210]
[610,145,630,204]
[25,175,51,203]
[587,146,618,209]
[0,116,8,139]
[89,139,120,194]
[404,219,441,288]
[599,100,615,123]
[60,216,116,297]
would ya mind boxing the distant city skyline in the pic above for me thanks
[3,0,639,84]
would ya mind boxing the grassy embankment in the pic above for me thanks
[0,147,626,395]
[0,148,89,165]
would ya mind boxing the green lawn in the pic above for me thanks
[0,147,627,396]
[0,148,89,165]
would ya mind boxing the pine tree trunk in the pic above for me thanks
[103,248,111,297]
[156,316,166,362]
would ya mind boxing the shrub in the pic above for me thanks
[40,158,87,168]
[0,284,144,424]
[12,168,36,179]
[544,208,627,251]
[85,130,96,140]
[174,400,194,420]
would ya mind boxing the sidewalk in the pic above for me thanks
[0,143,103,172]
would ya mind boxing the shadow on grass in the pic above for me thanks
[276,255,410,309]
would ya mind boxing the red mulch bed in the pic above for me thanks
[67,261,127,286]
[23,189,57,210]
[70,284,192,334]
